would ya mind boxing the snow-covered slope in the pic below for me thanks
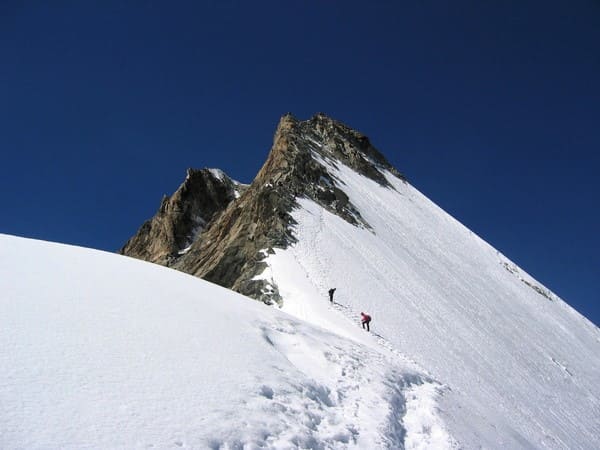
[256,158,600,448]
[0,234,454,449]
[3,119,599,450]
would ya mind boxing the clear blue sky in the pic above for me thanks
[1,1,598,325]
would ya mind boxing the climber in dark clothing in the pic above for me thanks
[361,312,372,331]
[328,288,336,303]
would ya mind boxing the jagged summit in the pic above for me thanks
[119,167,246,265]
[121,113,403,303]
[266,112,404,186]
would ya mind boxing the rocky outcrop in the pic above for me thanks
[252,113,405,229]
[120,113,405,304]
[119,168,246,265]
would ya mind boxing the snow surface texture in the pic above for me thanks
[256,156,600,448]
[0,234,452,449]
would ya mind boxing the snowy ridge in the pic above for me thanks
[256,319,453,449]
[257,156,600,448]
[328,301,456,449]
[1,234,454,449]
[330,301,432,378]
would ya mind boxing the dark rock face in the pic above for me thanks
[120,113,404,304]
[259,113,405,229]
[119,168,246,265]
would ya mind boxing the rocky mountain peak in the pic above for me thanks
[264,113,404,187]
[253,112,405,229]
[121,113,405,304]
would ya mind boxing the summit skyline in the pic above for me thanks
[1,2,598,325]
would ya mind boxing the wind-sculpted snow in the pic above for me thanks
[257,158,600,448]
[0,234,451,449]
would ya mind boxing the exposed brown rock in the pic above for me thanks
[120,113,405,304]
[119,168,245,265]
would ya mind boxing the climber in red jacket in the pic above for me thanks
[361,312,372,331]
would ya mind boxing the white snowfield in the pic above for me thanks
[257,156,600,449]
[1,234,452,449]
[3,160,600,450]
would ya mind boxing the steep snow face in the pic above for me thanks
[0,234,454,449]
[258,159,600,449]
